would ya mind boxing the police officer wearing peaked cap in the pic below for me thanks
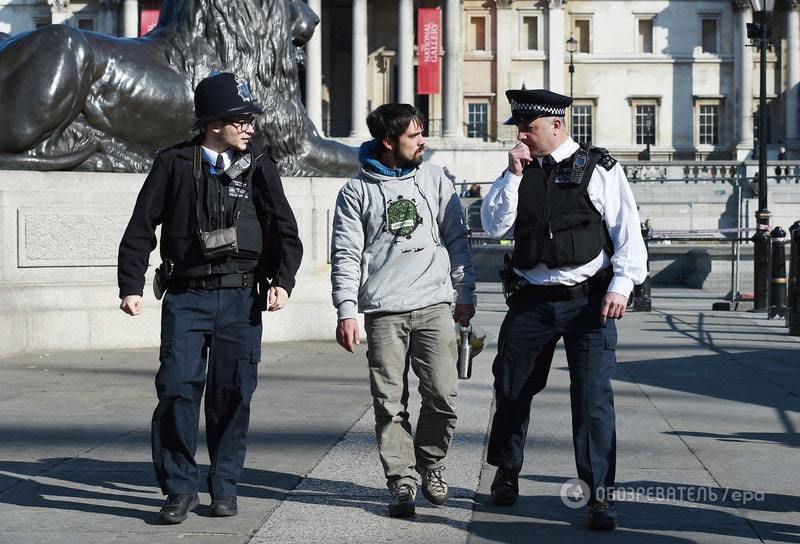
[480,89,648,530]
[117,71,302,524]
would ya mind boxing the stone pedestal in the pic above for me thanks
[0,173,345,359]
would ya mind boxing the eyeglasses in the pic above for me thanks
[225,117,255,133]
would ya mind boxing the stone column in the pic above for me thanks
[547,0,565,94]
[122,0,139,38]
[734,0,754,159]
[397,0,414,104]
[496,1,514,137]
[305,0,323,131]
[443,0,463,138]
[48,0,71,25]
[786,0,800,146]
[350,0,369,138]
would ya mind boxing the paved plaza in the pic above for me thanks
[0,287,798,544]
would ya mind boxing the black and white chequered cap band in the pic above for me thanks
[509,99,566,117]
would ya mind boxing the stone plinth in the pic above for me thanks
[0,172,348,359]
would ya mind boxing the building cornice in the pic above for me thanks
[548,0,566,9]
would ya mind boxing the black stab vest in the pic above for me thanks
[511,146,611,270]
[182,153,263,277]
[218,172,262,272]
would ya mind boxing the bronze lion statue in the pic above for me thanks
[0,0,356,176]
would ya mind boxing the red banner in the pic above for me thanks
[417,8,441,95]
[139,9,159,37]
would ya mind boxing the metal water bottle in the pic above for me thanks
[457,326,472,380]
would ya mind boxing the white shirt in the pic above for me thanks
[201,147,234,173]
[480,137,648,297]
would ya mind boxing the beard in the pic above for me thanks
[393,147,424,168]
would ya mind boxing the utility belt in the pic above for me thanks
[507,267,613,306]
[169,273,256,291]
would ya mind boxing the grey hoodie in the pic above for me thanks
[331,162,476,320]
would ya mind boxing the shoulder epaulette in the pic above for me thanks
[590,146,617,171]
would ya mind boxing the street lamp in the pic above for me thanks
[566,35,577,102]
[748,0,775,311]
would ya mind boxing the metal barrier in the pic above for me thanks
[646,234,753,301]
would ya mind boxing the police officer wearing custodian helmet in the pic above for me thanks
[481,89,647,530]
[117,71,302,524]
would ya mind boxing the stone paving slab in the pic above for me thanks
[249,334,497,544]
[465,290,800,544]
[1,289,800,543]
[0,342,371,544]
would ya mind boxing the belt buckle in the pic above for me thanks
[207,277,220,290]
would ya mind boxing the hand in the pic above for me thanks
[336,318,361,353]
[268,286,288,311]
[120,295,143,316]
[508,142,532,176]
[453,303,475,327]
[600,292,628,324]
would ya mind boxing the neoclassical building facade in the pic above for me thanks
[308,0,799,160]
[1,0,797,160]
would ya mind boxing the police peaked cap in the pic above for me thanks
[504,89,572,125]
[193,71,264,129]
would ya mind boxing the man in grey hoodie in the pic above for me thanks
[331,103,476,518]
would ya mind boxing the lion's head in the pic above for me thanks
[156,0,344,175]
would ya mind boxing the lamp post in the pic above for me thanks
[748,0,775,312]
[566,35,577,102]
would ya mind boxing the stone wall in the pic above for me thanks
[0,172,347,359]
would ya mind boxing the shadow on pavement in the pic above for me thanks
[0,456,481,526]
[0,458,301,525]
[471,475,800,543]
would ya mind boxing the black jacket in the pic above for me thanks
[117,138,303,307]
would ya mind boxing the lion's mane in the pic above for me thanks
[157,0,310,173]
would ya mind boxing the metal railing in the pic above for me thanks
[461,161,800,301]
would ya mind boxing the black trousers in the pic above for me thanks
[152,286,262,497]
[487,286,617,501]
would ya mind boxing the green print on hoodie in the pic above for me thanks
[330,150,476,320]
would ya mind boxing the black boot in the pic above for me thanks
[587,500,618,530]
[490,467,520,506]
[159,494,199,524]
[210,496,238,517]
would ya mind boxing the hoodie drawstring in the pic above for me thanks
[413,176,441,246]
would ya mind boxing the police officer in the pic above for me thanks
[481,89,647,530]
[117,71,302,524]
